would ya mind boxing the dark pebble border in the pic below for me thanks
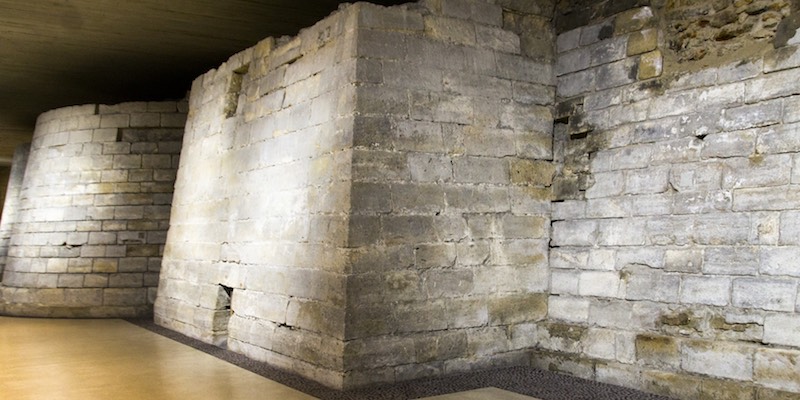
[128,319,674,400]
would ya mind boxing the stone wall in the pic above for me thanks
[155,6,359,387]
[0,102,186,317]
[2,0,797,397]
[0,144,30,279]
[549,2,800,398]
[343,0,555,386]
[155,0,556,390]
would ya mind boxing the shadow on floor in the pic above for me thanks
[129,319,674,400]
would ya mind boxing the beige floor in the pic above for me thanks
[0,317,541,400]
[0,317,316,400]
[417,387,540,400]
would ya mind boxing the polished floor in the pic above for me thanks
[0,317,315,400]
[0,317,543,400]
[2,317,667,400]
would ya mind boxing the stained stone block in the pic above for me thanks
[597,58,638,90]
[581,21,614,47]
[590,36,628,67]
[636,334,680,369]
[745,68,800,103]
[509,159,556,186]
[637,50,662,80]
[641,370,702,399]
[488,293,548,324]
[627,28,658,56]
[614,7,655,35]
[755,348,800,393]
[764,45,800,73]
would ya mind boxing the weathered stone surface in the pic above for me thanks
[637,50,662,80]
[755,348,800,393]
[636,334,680,369]
[614,7,655,35]
[682,341,754,380]
[6,0,800,396]
[732,278,797,312]
[764,314,800,347]
[681,276,731,306]
[148,0,558,390]
[627,28,658,56]
[1,101,184,317]
[548,295,589,322]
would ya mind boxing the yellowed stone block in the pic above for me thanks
[615,7,655,35]
[627,28,658,56]
[755,348,800,393]
[638,50,663,80]
[510,159,556,186]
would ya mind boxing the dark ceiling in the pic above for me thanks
[0,0,407,162]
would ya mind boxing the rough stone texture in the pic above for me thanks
[155,0,555,390]
[156,18,357,386]
[0,102,186,317]
[3,0,800,397]
[0,144,30,280]
[663,0,791,62]
[555,0,793,62]
[550,1,800,398]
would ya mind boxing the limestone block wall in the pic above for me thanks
[548,3,800,399]
[343,0,555,386]
[0,102,186,317]
[0,144,31,279]
[155,6,360,388]
[156,0,556,390]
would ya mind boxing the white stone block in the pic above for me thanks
[586,171,625,199]
[548,295,589,323]
[551,269,579,295]
[761,247,800,277]
[583,328,616,360]
[732,278,797,312]
[682,341,753,380]
[781,211,800,245]
[587,249,616,271]
[680,276,730,306]
[764,313,800,347]
[624,268,680,303]
[551,220,597,247]
[578,271,621,298]
[597,218,646,246]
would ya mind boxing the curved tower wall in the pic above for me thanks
[0,101,186,317]
[0,144,31,280]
